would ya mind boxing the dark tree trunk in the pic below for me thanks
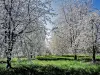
[74,54,77,60]
[92,46,96,63]
[6,56,11,68]
[30,53,32,58]
[6,49,12,68]
[74,49,77,60]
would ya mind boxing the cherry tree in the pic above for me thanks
[50,0,100,62]
[0,0,53,68]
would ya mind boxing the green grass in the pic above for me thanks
[17,60,98,69]
[0,55,100,75]
[36,55,74,60]
[33,60,98,69]
[1,60,99,75]
[36,55,100,62]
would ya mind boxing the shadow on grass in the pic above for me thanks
[0,64,100,75]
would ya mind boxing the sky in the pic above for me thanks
[46,0,100,29]
[93,0,100,10]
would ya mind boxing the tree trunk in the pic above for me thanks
[30,52,33,58]
[92,46,96,63]
[74,54,77,60]
[74,49,77,60]
[6,56,11,68]
[6,49,12,68]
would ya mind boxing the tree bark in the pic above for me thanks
[74,49,77,60]
[92,46,96,63]
[74,54,77,60]
[6,49,12,68]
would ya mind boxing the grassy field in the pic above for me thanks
[0,55,100,75]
